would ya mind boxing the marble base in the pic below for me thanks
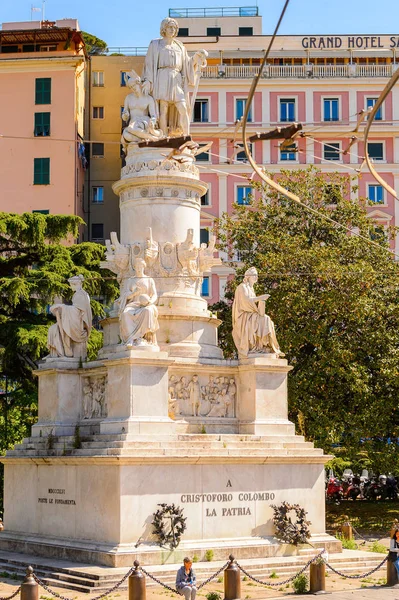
[2,454,331,566]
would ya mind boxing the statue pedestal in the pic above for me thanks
[99,349,175,435]
[237,355,295,435]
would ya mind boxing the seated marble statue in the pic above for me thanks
[119,258,159,347]
[47,275,92,359]
[121,70,163,153]
[232,267,283,359]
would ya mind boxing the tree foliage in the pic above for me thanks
[81,31,108,55]
[0,212,118,456]
[212,167,399,469]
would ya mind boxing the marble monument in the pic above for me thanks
[0,18,338,568]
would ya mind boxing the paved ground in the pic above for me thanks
[269,587,399,598]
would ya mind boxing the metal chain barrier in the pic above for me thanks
[141,560,230,593]
[197,561,230,590]
[140,567,178,594]
[236,550,325,587]
[0,587,21,600]
[351,525,368,544]
[325,554,388,579]
[33,566,135,600]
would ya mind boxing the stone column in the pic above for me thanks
[103,144,223,360]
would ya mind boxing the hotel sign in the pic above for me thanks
[301,35,399,49]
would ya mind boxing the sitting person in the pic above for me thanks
[176,557,196,600]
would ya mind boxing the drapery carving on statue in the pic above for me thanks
[119,257,159,348]
[142,17,208,137]
[168,374,236,418]
[47,275,92,359]
[82,375,108,419]
[232,266,284,359]
[121,70,163,153]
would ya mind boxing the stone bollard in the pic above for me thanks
[387,552,399,587]
[341,521,353,541]
[129,561,146,600]
[20,567,38,600]
[224,555,241,600]
[309,561,326,595]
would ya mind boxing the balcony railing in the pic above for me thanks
[105,47,147,56]
[169,7,259,18]
[203,63,397,79]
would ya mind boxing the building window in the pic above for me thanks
[323,98,339,121]
[32,209,49,214]
[201,276,210,297]
[196,144,210,162]
[91,223,104,240]
[120,71,128,87]
[193,99,209,123]
[34,112,50,136]
[236,98,252,122]
[93,106,104,119]
[323,142,340,161]
[239,27,253,36]
[236,143,252,162]
[368,184,384,203]
[40,45,57,52]
[92,143,104,158]
[280,143,296,161]
[237,186,252,205]
[200,228,210,245]
[33,158,50,185]
[367,142,384,161]
[201,190,210,206]
[92,187,104,204]
[178,27,189,37]
[92,71,104,87]
[366,98,382,120]
[280,98,296,122]
[207,27,221,36]
[35,78,51,105]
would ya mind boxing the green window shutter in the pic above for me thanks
[34,112,51,136]
[35,78,51,104]
[34,158,50,185]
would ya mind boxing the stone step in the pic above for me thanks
[0,552,386,594]
[76,441,314,450]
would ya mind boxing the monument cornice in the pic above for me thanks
[1,454,333,465]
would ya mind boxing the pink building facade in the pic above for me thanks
[170,7,399,304]
[0,20,86,233]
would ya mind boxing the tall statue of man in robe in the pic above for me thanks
[232,267,283,359]
[142,17,208,137]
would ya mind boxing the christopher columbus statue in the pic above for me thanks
[142,17,208,137]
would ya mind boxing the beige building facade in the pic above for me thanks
[0,20,86,234]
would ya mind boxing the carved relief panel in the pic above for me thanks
[81,375,108,420]
[168,374,237,419]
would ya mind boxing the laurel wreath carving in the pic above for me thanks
[152,503,187,549]
[271,501,311,545]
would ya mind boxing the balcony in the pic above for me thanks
[203,63,396,79]
[169,7,258,18]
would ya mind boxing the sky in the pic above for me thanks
[1,0,399,48]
